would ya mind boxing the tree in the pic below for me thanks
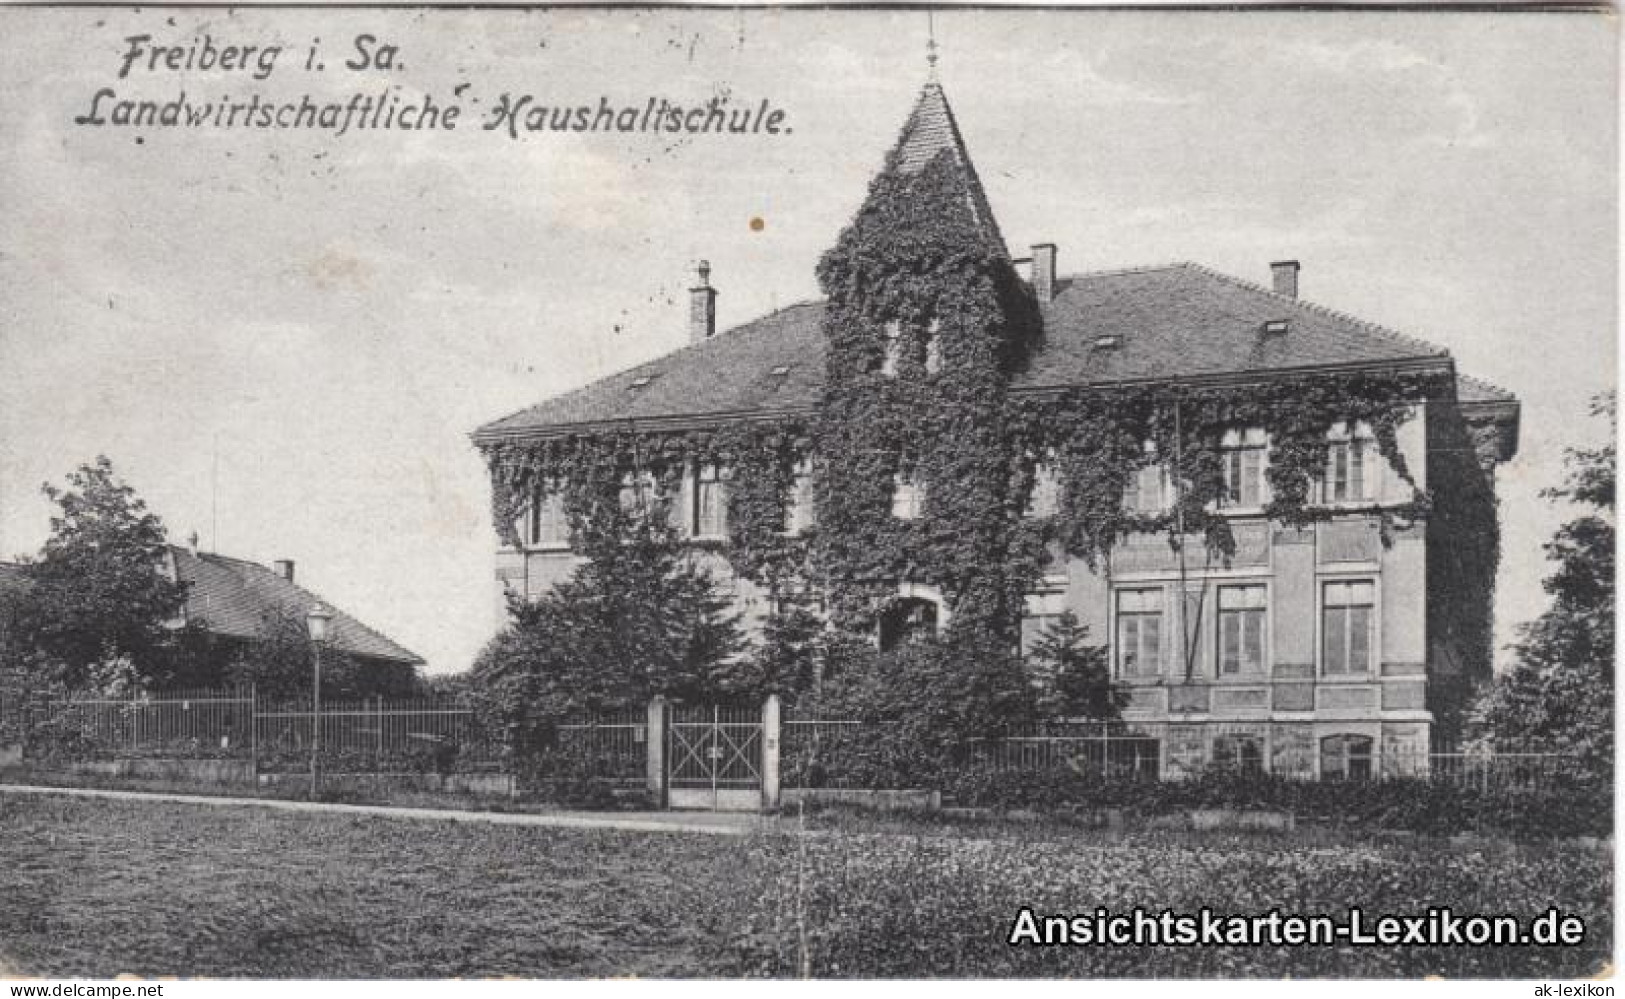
[468,510,746,763]
[16,457,186,690]
[223,608,419,702]
[1467,396,1614,779]
[1025,612,1127,722]
[814,632,1039,784]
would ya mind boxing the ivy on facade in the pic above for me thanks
[477,147,1500,712]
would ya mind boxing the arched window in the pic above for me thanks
[1320,734,1374,781]
[879,596,939,651]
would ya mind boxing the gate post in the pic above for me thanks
[762,694,781,811]
[646,695,668,807]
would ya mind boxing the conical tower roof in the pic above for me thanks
[886,80,1008,258]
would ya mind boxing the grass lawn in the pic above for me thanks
[0,794,1611,978]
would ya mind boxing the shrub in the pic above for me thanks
[939,766,1611,840]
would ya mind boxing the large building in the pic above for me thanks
[473,79,1519,779]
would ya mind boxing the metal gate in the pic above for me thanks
[666,704,763,811]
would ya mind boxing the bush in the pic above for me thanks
[939,766,1611,840]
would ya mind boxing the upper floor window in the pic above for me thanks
[619,470,658,518]
[786,458,816,534]
[892,472,925,520]
[1322,580,1375,675]
[1124,461,1168,513]
[1217,584,1267,675]
[880,321,902,378]
[923,318,942,375]
[1020,590,1067,659]
[693,464,730,538]
[1026,461,1061,518]
[526,483,569,548]
[1220,428,1269,508]
[1115,587,1164,678]
[1322,423,1377,503]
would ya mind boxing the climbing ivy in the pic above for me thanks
[476,146,1496,709]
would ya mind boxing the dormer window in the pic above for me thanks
[770,365,792,377]
[629,373,658,390]
[1262,319,1290,336]
[1093,334,1122,349]
[892,472,924,520]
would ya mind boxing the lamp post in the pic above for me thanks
[306,601,333,799]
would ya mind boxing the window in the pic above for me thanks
[1115,588,1164,677]
[1322,580,1375,675]
[1217,584,1267,675]
[1026,461,1060,518]
[880,321,902,377]
[1124,463,1168,513]
[1320,734,1374,781]
[786,458,816,534]
[879,597,938,651]
[694,464,730,538]
[892,472,924,520]
[1020,590,1066,658]
[1322,424,1377,503]
[923,318,942,375]
[1221,428,1269,508]
[618,470,657,517]
[526,484,569,547]
[1212,734,1264,775]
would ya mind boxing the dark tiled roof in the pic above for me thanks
[169,547,423,666]
[474,262,1482,442]
[891,82,1007,256]
[1456,373,1517,404]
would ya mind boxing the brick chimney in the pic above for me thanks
[273,560,295,583]
[1271,260,1300,299]
[1030,243,1057,303]
[689,260,717,343]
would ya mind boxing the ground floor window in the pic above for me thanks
[1320,734,1374,780]
[879,596,938,651]
[1212,733,1265,775]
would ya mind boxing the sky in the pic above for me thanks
[0,7,1614,674]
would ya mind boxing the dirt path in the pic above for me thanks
[0,783,765,835]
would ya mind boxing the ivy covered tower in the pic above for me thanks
[814,80,1040,646]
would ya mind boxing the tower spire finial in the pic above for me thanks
[926,10,939,81]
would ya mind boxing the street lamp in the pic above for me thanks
[306,601,333,799]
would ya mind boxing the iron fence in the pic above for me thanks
[253,697,499,773]
[535,707,648,785]
[24,688,255,758]
[784,716,1588,789]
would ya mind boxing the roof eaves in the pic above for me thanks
[471,404,817,446]
[1014,354,1456,397]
